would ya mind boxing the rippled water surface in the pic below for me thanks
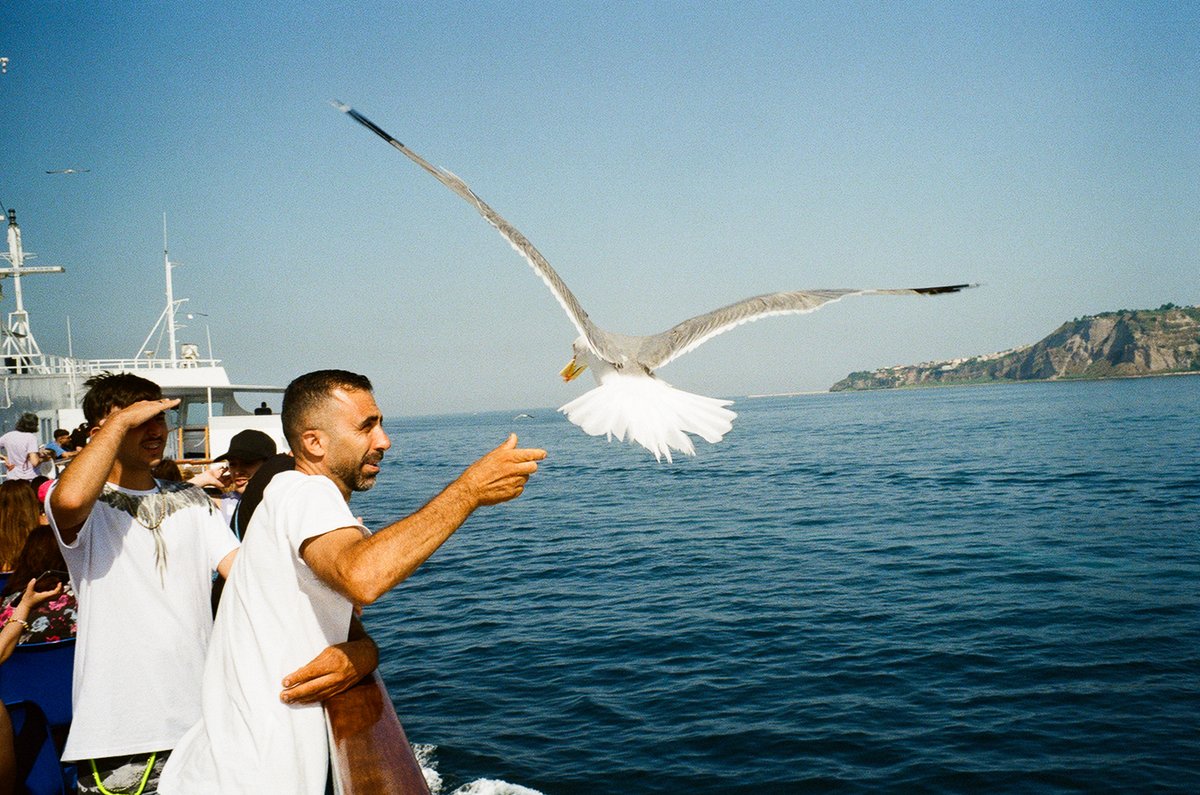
[354,378,1200,794]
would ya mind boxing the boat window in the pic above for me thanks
[183,401,224,425]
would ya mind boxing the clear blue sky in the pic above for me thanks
[2,2,1197,415]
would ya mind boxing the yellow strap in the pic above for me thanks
[89,752,157,795]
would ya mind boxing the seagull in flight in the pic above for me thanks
[335,102,976,461]
[45,168,89,175]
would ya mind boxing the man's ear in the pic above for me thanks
[299,429,327,459]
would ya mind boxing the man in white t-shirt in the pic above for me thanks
[161,369,547,793]
[48,373,379,794]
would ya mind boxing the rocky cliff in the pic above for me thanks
[830,305,1200,391]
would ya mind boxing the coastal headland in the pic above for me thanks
[831,305,1200,391]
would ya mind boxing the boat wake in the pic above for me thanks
[413,744,545,795]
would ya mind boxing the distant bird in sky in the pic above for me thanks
[335,102,976,461]
[45,168,89,175]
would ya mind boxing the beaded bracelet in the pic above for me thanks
[3,617,29,630]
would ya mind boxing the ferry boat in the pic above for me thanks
[0,208,432,792]
[0,208,285,460]
[1,208,431,793]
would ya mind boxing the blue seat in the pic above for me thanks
[6,701,73,795]
[1,638,75,726]
[2,638,76,794]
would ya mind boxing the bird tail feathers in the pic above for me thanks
[559,378,736,462]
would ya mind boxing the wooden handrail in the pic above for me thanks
[325,671,431,795]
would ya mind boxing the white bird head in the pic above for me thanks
[561,337,601,383]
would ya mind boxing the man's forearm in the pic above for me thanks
[327,479,478,605]
[348,614,373,644]
[303,434,543,606]
[345,614,379,677]
[279,620,379,704]
[48,422,125,536]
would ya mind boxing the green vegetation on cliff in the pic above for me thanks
[830,305,1200,392]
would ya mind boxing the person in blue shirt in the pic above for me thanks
[43,429,78,462]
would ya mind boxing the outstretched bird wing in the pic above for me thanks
[334,102,617,362]
[639,284,976,371]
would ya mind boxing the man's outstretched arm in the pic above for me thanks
[301,434,546,606]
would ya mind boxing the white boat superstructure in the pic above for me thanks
[0,208,285,461]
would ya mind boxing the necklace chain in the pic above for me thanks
[133,488,166,531]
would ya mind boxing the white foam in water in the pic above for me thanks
[412,743,444,793]
[415,743,544,795]
[450,781,544,795]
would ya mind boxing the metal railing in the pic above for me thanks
[2,353,222,377]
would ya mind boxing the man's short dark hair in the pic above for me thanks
[53,428,69,438]
[281,370,373,449]
[82,373,163,427]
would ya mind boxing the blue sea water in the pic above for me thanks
[355,377,1200,794]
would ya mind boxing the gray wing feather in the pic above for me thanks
[640,284,975,370]
[337,103,615,360]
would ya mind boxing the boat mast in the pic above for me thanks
[164,214,177,364]
[135,214,188,362]
[0,209,65,372]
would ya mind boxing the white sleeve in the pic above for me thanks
[200,509,241,571]
[281,477,366,558]
[44,480,86,552]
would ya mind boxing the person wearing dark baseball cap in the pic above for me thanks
[190,430,277,530]
[190,429,283,612]
[216,430,276,474]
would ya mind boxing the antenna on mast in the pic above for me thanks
[0,209,65,372]
[164,213,177,363]
[134,214,189,362]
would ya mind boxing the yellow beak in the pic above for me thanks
[560,357,588,382]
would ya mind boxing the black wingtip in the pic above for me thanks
[914,283,980,295]
[331,100,405,148]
